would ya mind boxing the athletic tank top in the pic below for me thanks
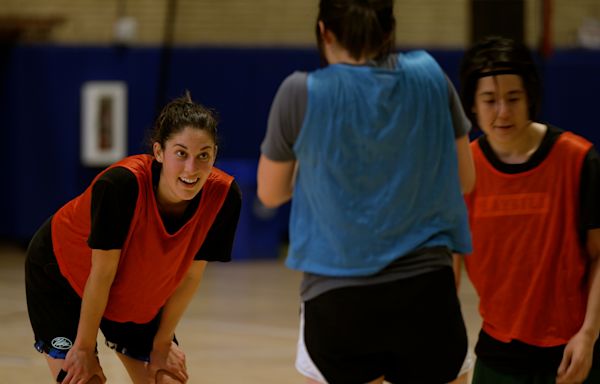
[52,154,233,323]
[288,51,471,276]
[465,132,592,346]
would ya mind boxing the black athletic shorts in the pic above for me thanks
[25,217,174,362]
[299,267,468,384]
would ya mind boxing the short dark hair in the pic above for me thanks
[316,0,396,63]
[459,36,542,128]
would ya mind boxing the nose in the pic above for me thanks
[496,100,510,119]
[185,158,199,173]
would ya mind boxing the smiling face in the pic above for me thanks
[473,74,532,146]
[153,126,217,206]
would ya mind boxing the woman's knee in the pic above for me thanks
[156,369,186,383]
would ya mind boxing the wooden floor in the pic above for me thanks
[0,242,481,383]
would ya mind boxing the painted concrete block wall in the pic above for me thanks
[2,1,599,48]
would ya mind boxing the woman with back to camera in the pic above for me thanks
[25,92,241,383]
[257,0,476,383]
[456,36,600,383]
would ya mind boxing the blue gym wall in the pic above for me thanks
[1,45,599,259]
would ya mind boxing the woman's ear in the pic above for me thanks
[318,20,326,38]
[153,142,163,163]
[318,21,334,44]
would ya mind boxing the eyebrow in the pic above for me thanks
[173,143,214,151]
[478,89,525,97]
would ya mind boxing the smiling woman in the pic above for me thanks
[24,92,242,383]
[456,36,600,384]
[153,127,218,213]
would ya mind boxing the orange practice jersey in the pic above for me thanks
[52,155,233,323]
[464,132,592,346]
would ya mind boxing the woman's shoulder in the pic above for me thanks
[552,124,592,142]
[95,166,139,194]
[280,71,308,92]
[230,179,242,198]
[226,180,242,208]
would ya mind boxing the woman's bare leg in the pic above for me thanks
[44,355,103,383]
[115,351,147,383]
[116,352,184,383]
[44,354,63,380]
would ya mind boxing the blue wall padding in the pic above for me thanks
[0,45,598,259]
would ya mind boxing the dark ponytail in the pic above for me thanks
[317,0,395,63]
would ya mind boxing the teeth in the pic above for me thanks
[180,177,198,184]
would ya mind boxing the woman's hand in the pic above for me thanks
[63,248,119,383]
[147,341,188,383]
[557,229,600,383]
[556,330,595,384]
[147,261,205,383]
[60,347,106,384]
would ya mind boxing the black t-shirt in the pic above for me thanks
[475,125,600,372]
[88,161,241,262]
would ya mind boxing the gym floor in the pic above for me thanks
[0,242,481,383]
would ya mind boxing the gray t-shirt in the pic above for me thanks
[260,53,471,301]
[261,54,471,162]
